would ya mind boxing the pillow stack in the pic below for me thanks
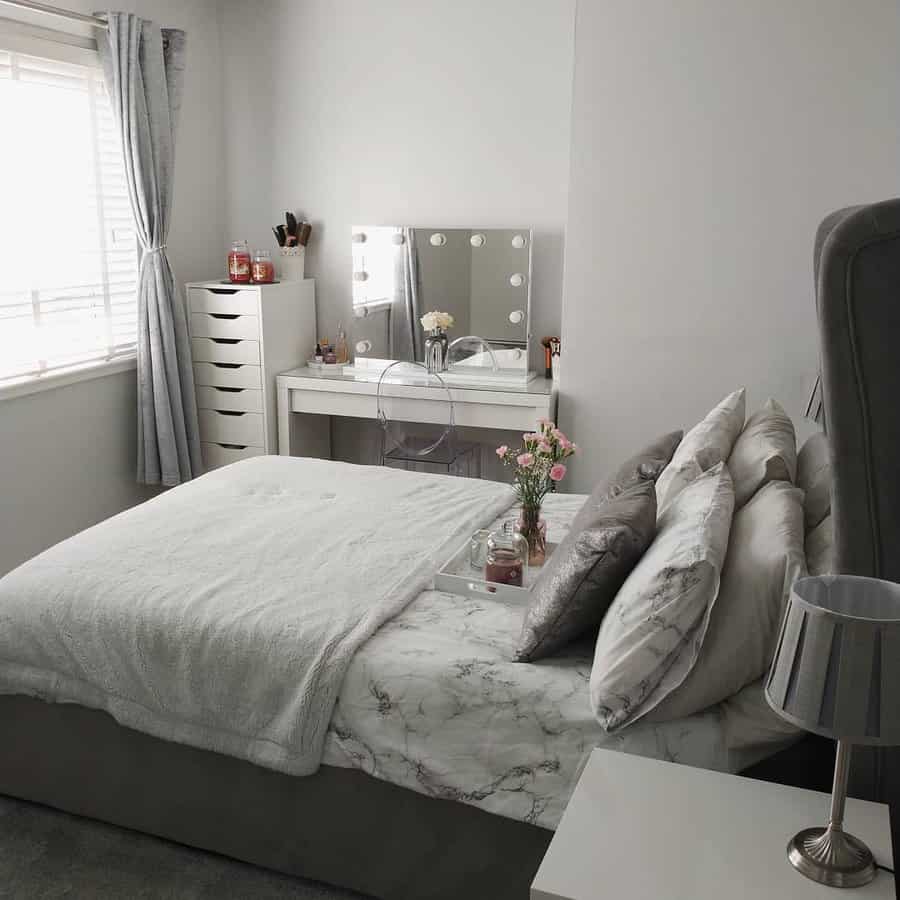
[514,389,809,740]
[640,394,805,723]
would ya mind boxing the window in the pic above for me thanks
[0,41,138,385]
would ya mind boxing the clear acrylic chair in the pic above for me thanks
[376,361,481,478]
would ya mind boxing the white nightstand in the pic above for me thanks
[532,749,895,900]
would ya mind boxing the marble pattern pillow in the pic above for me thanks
[797,432,831,531]
[727,399,797,508]
[647,481,806,722]
[590,463,734,733]
[515,481,657,662]
[655,388,746,511]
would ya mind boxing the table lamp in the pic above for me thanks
[766,574,900,888]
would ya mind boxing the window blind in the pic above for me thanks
[0,43,139,383]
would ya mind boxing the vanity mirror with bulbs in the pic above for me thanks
[348,226,534,385]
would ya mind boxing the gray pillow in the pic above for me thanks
[515,481,657,662]
[514,432,680,663]
[600,430,684,502]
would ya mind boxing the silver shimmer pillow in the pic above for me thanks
[515,480,657,662]
[514,431,681,663]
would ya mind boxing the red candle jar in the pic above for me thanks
[251,250,275,284]
[484,523,527,587]
[227,240,251,283]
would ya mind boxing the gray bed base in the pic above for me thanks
[0,694,551,900]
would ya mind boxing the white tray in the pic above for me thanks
[434,534,556,603]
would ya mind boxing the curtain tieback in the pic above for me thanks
[145,245,168,254]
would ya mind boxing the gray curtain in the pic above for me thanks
[389,228,423,362]
[98,13,202,486]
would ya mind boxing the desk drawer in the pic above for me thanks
[192,337,260,365]
[196,385,263,413]
[199,409,265,446]
[193,362,262,390]
[202,442,265,470]
[189,286,258,316]
[191,312,260,340]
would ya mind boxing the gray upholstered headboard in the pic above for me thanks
[814,198,900,805]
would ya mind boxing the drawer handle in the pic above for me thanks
[215,410,246,417]
[212,386,243,393]
[208,288,240,295]
[210,338,241,345]
[217,443,248,450]
[211,363,241,369]
[209,313,240,320]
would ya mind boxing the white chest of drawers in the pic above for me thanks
[186,279,316,470]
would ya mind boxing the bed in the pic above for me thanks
[1,198,897,899]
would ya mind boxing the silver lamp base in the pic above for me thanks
[787,826,876,888]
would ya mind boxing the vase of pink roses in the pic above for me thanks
[496,420,577,566]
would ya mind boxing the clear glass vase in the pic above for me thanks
[517,505,547,567]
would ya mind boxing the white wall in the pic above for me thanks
[0,0,226,575]
[560,0,900,491]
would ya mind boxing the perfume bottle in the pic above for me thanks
[335,323,350,364]
[485,521,528,587]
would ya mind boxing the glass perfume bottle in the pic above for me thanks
[485,521,528,587]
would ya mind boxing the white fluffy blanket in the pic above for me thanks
[0,457,514,775]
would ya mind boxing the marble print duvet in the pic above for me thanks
[322,494,751,831]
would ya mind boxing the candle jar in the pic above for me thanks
[485,521,528,587]
[251,249,275,284]
[227,240,251,284]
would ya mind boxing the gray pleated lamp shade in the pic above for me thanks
[766,575,900,746]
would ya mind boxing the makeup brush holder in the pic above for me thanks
[278,247,306,282]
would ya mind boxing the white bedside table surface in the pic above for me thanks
[532,749,895,900]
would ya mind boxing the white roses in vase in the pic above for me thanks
[420,310,454,333]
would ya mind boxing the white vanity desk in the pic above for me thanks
[276,365,557,458]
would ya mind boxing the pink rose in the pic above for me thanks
[516,452,535,468]
[552,428,568,443]
[496,444,509,458]
[559,437,573,451]
[523,432,541,443]
[537,440,552,454]
[549,463,567,482]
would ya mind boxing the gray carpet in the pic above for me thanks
[0,794,368,899]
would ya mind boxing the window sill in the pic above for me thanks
[0,356,137,402]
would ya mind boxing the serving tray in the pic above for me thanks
[435,534,556,604]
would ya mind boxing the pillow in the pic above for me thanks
[599,430,683,501]
[590,463,734,732]
[515,481,657,662]
[541,430,680,565]
[720,678,803,754]
[797,432,831,530]
[727,399,797,508]
[806,514,833,575]
[655,388,746,510]
[647,481,806,722]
